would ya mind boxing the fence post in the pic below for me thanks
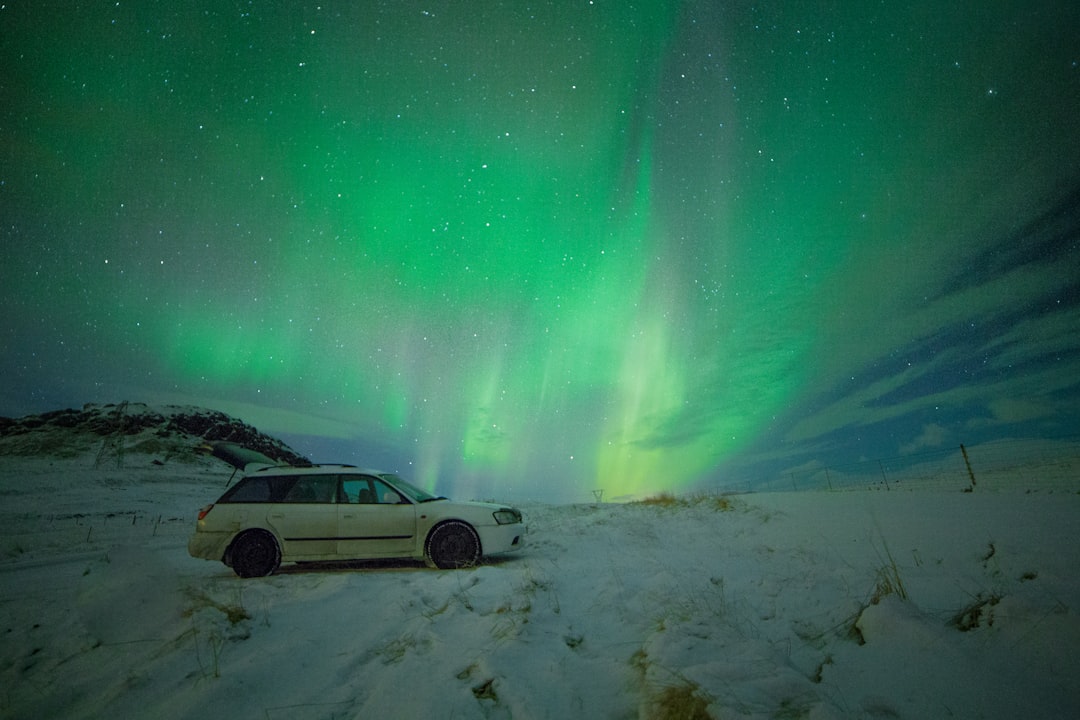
[960,444,977,491]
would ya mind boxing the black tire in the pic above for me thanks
[229,530,281,578]
[426,521,481,569]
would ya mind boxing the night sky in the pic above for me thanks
[3,2,1079,501]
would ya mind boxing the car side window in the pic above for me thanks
[372,478,405,504]
[340,476,379,504]
[339,476,406,504]
[282,474,337,504]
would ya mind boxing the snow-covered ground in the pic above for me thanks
[1,452,1078,719]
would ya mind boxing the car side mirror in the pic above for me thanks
[382,491,403,505]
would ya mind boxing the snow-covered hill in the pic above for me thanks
[0,412,1078,719]
[0,402,308,467]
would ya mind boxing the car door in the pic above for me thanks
[266,474,339,559]
[337,475,418,558]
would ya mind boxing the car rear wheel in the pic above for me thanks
[427,521,480,569]
[229,530,281,578]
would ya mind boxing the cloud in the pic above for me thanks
[898,423,951,454]
[982,398,1055,426]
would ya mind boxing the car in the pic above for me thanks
[187,442,525,577]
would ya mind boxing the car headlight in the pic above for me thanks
[493,508,522,525]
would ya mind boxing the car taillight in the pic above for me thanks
[197,504,214,521]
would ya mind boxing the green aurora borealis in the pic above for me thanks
[3,2,1079,500]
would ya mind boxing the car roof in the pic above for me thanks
[247,464,393,477]
[209,442,394,478]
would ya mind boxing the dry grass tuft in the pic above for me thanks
[649,682,711,720]
[635,493,737,512]
[869,527,907,604]
[183,589,251,625]
[870,563,907,604]
[698,494,734,512]
[950,594,1000,631]
[637,492,682,507]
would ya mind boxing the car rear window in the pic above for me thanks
[218,475,297,503]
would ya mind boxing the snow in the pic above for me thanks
[1,452,1078,719]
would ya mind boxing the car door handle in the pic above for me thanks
[342,514,355,519]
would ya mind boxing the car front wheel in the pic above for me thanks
[229,530,281,578]
[427,521,481,569]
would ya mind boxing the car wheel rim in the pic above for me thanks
[432,524,478,568]
[235,533,278,576]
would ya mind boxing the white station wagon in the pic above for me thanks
[188,443,525,577]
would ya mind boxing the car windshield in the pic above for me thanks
[380,473,445,503]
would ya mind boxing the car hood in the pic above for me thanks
[423,498,509,510]
[425,498,522,521]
